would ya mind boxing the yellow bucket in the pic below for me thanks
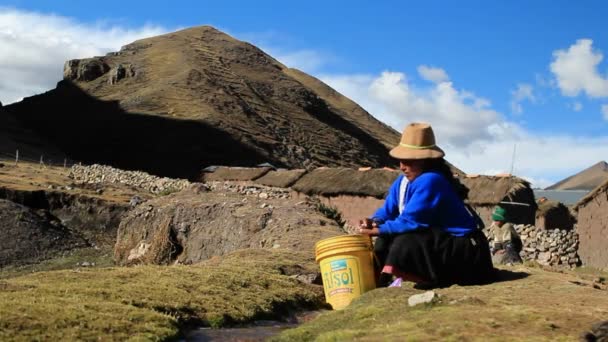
[315,234,376,310]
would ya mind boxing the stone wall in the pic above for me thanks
[69,164,191,194]
[514,224,580,268]
[68,164,587,269]
[291,192,384,230]
[576,188,608,269]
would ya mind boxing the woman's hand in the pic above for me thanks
[358,219,380,236]
[359,227,380,236]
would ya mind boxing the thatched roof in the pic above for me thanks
[200,166,271,182]
[574,178,608,210]
[254,169,308,188]
[460,175,532,205]
[536,199,567,217]
[291,168,400,198]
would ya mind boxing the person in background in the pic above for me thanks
[359,122,495,288]
[487,206,523,265]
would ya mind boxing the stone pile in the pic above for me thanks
[206,181,292,199]
[69,164,191,194]
[515,224,580,268]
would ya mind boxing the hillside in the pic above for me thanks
[4,26,400,179]
[0,106,64,163]
[546,161,608,191]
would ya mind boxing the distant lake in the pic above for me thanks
[533,190,590,205]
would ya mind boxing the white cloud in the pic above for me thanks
[417,65,449,83]
[510,83,535,114]
[602,104,608,121]
[448,133,608,188]
[264,48,328,73]
[0,8,168,104]
[320,69,608,188]
[321,69,502,148]
[572,101,583,112]
[550,39,608,98]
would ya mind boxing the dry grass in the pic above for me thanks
[274,265,608,341]
[200,166,272,182]
[460,175,531,205]
[254,169,308,188]
[0,249,324,341]
[292,168,400,199]
[0,159,148,203]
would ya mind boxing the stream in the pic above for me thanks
[182,311,322,342]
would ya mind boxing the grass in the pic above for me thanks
[0,247,115,279]
[311,198,346,227]
[0,249,325,341]
[0,159,150,203]
[273,265,608,341]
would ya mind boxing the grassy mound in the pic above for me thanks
[0,249,324,341]
[274,265,608,341]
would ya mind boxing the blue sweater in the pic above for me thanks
[372,172,476,236]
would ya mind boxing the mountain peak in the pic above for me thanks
[5,26,400,179]
[546,160,608,190]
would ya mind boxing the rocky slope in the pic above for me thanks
[546,161,608,191]
[114,183,344,266]
[4,26,400,179]
[0,199,88,266]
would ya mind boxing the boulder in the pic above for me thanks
[0,199,88,267]
[114,186,345,265]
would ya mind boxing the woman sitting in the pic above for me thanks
[359,122,495,288]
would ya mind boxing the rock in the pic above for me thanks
[63,58,110,81]
[0,199,88,267]
[127,242,151,262]
[537,252,551,265]
[289,273,322,285]
[108,64,135,84]
[129,195,143,207]
[408,291,439,307]
[582,320,608,342]
[114,187,344,265]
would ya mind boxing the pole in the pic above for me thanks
[509,144,517,176]
[15,150,19,166]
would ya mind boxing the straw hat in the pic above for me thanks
[389,123,445,160]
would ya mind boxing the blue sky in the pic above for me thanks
[1,1,608,187]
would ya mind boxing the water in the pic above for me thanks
[183,311,322,342]
[184,321,297,342]
[533,190,590,205]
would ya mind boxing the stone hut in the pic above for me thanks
[535,198,575,230]
[460,175,537,228]
[198,166,536,231]
[290,167,400,227]
[573,179,608,269]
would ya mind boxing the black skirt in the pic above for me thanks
[374,228,495,287]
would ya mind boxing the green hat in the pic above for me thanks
[492,206,507,221]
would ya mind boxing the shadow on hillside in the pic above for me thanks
[303,96,394,167]
[4,80,277,180]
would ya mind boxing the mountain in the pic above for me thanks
[4,26,400,179]
[545,161,608,191]
[0,105,64,163]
